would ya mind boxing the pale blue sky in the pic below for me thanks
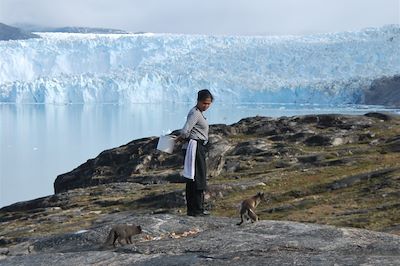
[0,0,399,35]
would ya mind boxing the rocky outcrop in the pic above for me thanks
[0,23,40,41]
[364,75,400,107]
[1,213,399,265]
[54,113,399,193]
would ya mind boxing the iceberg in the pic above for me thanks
[0,25,399,104]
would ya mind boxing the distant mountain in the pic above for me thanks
[0,23,40,41]
[50,26,129,34]
[14,23,130,34]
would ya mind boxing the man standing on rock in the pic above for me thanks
[177,89,213,217]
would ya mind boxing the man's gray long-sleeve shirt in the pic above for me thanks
[180,106,209,142]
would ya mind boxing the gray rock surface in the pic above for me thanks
[1,213,400,265]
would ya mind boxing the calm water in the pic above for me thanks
[1,103,399,207]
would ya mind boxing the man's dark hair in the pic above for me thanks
[197,89,214,102]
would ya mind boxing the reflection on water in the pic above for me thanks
[1,103,399,207]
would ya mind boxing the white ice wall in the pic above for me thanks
[0,25,399,104]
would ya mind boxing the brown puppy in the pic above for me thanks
[237,192,265,225]
[104,224,142,247]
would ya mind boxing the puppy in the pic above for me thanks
[237,192,265,225]
[104,224,142,247]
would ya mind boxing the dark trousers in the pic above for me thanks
[186,180,204,215]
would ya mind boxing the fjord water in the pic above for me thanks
[1,103,399,207]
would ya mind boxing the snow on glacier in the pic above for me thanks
[0,25,399,104]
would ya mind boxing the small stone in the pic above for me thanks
[332,138,344,146]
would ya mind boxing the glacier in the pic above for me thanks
[0,25,399,104]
